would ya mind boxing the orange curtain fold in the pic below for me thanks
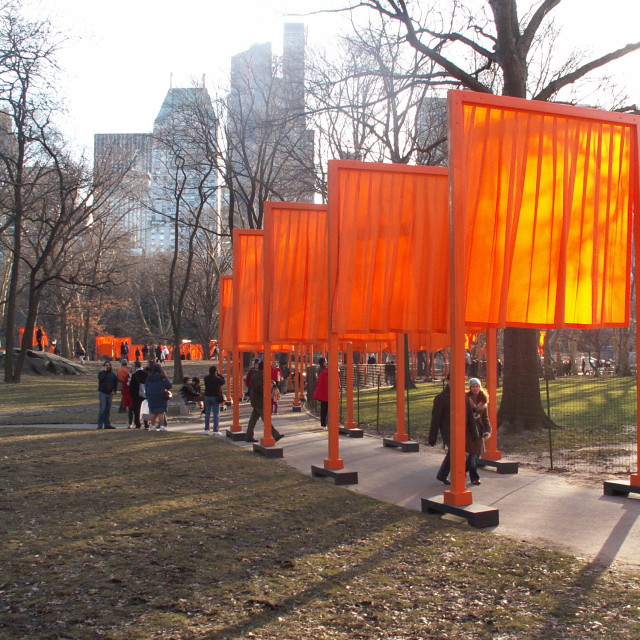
[453,92,638,328]
[219,275,233,352]
[329,160,450,335]
[233,230,264,350]
[265,203,329,343]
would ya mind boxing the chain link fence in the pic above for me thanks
[306,365,637,477]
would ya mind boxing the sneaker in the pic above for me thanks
[127,424,133,429]
[203,430,211,435]
[160,426,167,431]
[213,431,224,437]
[105,425,116,429]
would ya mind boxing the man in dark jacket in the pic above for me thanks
[428,379,478,484]
[203,365,226,435]
[97,361,118,429]
[128,361,150,430]
[245,362,283,443]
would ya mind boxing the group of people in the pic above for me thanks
[428,377,492,486]
[98,359,174,431]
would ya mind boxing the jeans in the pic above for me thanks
[437,450,450,481]
[320,400,328,427]
[466,453,480,482]
[98,392,113,428]
[204,396,221,432]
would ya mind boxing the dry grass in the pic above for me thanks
[1,428,639,639]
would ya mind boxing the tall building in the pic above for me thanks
[94,87,217,253]
[93,133,152,251]
[149,86,218,250]
[228,23,315,226]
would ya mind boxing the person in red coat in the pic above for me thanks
[122,367,135,428]
[313,357,329,428]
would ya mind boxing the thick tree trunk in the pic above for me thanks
[498,327,555,432]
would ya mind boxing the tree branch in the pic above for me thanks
[534,41,640,101]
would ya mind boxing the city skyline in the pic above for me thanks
[25,0,640,156]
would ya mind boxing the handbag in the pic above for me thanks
[140,399,150,420]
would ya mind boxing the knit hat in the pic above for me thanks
[469,377,481,388]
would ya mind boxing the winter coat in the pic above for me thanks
[204,373,225,399]
[145,371,173,413]
[428,384,479,449]
[129,368,148,399]
[249,370,264,410]
[98,369,118,394]
[466,390,492,455]
[122,373,133,409]
[313,366,328,402]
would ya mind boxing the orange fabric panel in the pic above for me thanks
[113,337,131,358]
[219,276,233,352]
[329,161,449,334]
[95,335,114,358]
[410,332,449,352]
[451,91,639,328]
[265,203,329,343]
[233,230,264,350]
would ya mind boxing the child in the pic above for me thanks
[271,380,280,414]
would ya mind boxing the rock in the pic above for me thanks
[0,349,87,375]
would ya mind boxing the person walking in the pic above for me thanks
[466,378,492,485]
[145,363,172,430]
[245,362,283,443]
[128,361,150,430]
[122,365,135,428]
[313,357,329,428]
[97,361,118,429]
[271,381,280,414]
[203,365,226,436]
[428,376,478,484]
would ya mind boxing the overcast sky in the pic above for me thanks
[23,0,640,156]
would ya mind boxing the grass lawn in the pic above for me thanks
[336,376,638,443]
[1,428,639,639]
[0,361,224,425]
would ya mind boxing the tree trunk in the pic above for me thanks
[498,327,555,432]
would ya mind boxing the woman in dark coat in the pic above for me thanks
[145,363,173,430]
[465,377,492,485]
[313,357,329,428]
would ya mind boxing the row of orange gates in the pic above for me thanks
[216,89,640,526]
[94,336,217,361]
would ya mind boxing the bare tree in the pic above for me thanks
[225,37,316,231]
[149,85,222,382]
[346,0,640,431]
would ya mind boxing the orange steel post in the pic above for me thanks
[230,349,242,432]
[446,92,473,506]
[482,328,501,461]
[393,334,409,442]
[326,160,344,470]
[344,342,356,429]
[262,212,275,448]
[287,351,293,392]
[293,350,301,408]
[326,332,344,469]
[634,125,640,487]
[224,352,232,402]
[363,348,368,386]
[262,343,276,447]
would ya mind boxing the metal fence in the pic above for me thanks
[306,366,637,477]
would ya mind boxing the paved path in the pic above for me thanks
[10,396,640,571]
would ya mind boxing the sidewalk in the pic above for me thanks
[213,397,640,571]
[11,396,640,570]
